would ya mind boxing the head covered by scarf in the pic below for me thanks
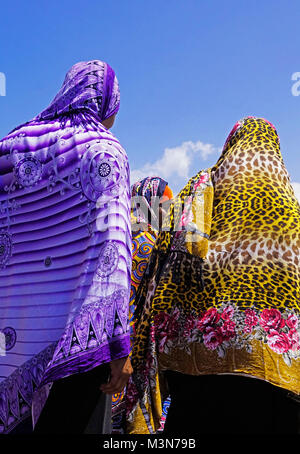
[131,177,168,202]
[36,60,120,123]
[126,116,300,434]
[131,177,173,230]
[129,177,172,329]
[0,60,131,433]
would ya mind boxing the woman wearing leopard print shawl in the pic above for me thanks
[126,116,300,434]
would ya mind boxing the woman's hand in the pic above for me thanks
[100,355,133,394]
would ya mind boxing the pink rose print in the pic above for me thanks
[267,330,290,354]
[179,209,193,228]
[244,309,259,334]
[203,326,223,350]
[286,313,298,330]
[221,305,235,321]
[178,197,193,228]
[259,309,285,333]
[288,329,300,352]
[197,308,221,333]
[155,310,180,353]
[183,316,197,338]
[194,173,209,190]
[221,320,236,341]
[153,306,300,365]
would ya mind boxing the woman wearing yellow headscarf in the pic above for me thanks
[127,117,300,434]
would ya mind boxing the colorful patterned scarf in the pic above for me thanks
[130,177,168,230]
[111,177,169,433]
[0,60,131,433]
[126,116,300,434]
[129,177,169,330]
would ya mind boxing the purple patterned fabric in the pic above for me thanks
[0,61,131,433]
[36,60,120,122]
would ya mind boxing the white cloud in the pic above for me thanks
[130,140,221,193]
[131,140,300,202]
[291,182,300,202]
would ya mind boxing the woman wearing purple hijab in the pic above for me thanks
[0,60,132,434]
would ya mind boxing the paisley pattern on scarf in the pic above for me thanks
[0,61,131,434]
[126,117,300,434]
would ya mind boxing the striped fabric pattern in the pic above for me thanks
[0,118,131,433]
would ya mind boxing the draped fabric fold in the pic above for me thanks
[0,60,131,433]
[111,177,171,433]
[126,117,300,434]
[126,169,214,434]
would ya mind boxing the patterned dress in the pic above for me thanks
[111,230,156,433]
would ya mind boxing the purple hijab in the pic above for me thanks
[36,60,120,122]
[0,60,131,433]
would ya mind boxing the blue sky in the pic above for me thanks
[1,0,300,196]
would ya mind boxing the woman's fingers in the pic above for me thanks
[100,356,133,394]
